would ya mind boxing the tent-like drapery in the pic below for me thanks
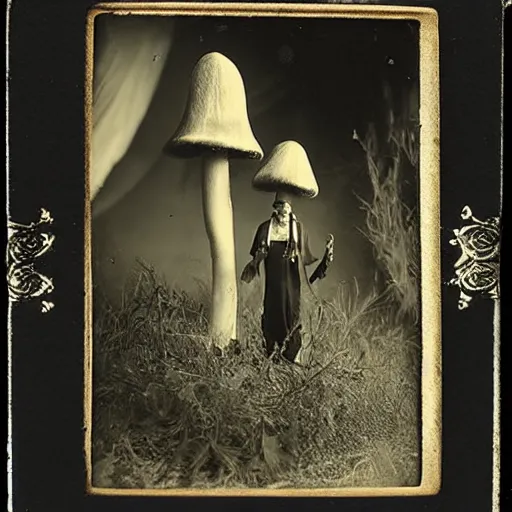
[90,15,174,201]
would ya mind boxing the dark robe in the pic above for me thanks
[249,220,318,362]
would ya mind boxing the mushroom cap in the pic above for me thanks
[252,140,319,198]
[164,52,263,160]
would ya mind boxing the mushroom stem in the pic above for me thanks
[275,191,294,205]
[202,152,238,347]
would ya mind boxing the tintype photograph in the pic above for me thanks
[85,3,440,496]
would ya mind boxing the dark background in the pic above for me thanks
[7,0,506,511]
[91,14,419,304]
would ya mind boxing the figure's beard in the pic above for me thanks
[274,212,288,226]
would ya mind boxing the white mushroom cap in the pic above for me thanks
[252,140,319,198]
[164,52,263,160]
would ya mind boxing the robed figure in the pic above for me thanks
[242,197,334,363]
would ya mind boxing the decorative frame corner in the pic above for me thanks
[448,206,501,310]
[7,208,55,312]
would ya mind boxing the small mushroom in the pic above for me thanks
[164,52,263,348]
[252,140,319,204]
[253,141,336,286]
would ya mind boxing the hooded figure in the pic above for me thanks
[241,141,334,363]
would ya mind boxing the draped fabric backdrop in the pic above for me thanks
[90,15,174,202]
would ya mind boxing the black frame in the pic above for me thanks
[7,0,504,510]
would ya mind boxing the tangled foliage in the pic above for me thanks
[354,82,421,324]
[92,262,420,489]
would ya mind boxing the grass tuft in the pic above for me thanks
[354,82,420,324]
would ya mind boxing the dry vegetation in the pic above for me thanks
[92,262,420,489]
[354,82,420,324]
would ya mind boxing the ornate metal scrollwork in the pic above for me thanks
[7,208,55,312]
[448,206,500,310]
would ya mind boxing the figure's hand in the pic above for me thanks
[254,248,267,265]
[309,235,334,285]
[241,259,260,283]
[325,234,334,266]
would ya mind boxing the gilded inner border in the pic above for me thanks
[84,2,441,497]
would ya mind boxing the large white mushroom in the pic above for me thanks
[164,52,263,349]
